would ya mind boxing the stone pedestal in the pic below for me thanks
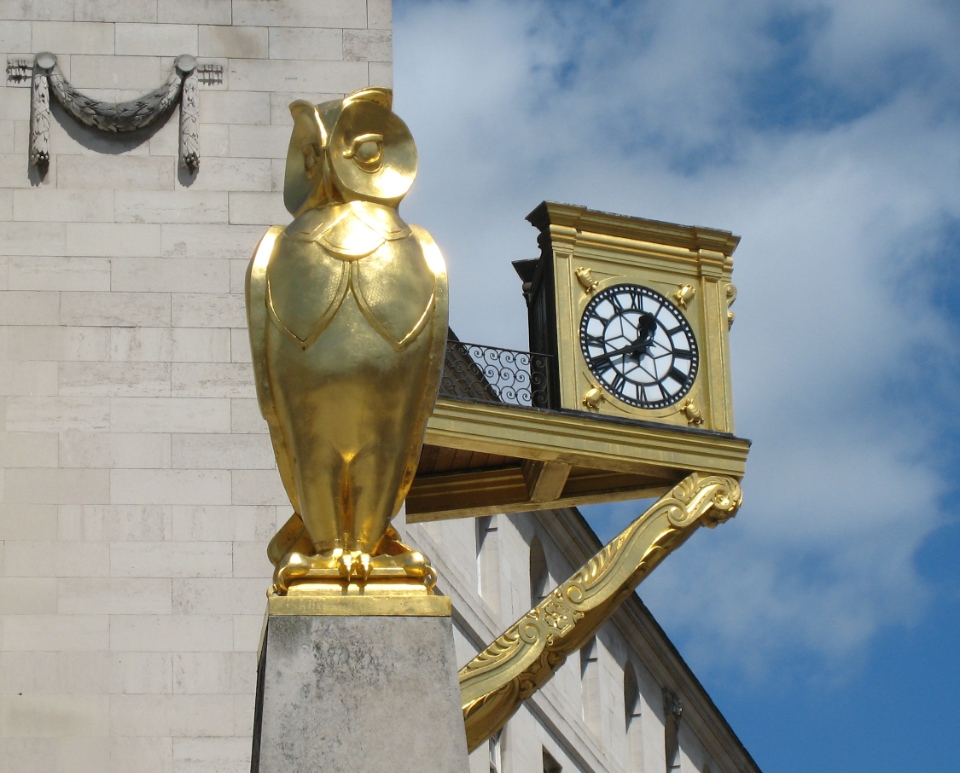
[250,597,470,773]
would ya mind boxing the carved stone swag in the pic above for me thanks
[28,52,202,173]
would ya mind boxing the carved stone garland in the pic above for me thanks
[29,52,201,172]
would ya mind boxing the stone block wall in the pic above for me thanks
[0,3,391,770]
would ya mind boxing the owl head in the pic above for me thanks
[283,88,418,217]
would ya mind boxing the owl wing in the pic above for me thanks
[246,226,301,516]
[389,225,449,517]
[409,224,449,391]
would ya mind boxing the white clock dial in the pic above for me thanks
[579,284,698,409]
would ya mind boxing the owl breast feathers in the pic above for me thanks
[265,200,437,351]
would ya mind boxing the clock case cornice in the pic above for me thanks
[525,200,740,264]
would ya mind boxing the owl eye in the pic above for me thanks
[342,133,384,171]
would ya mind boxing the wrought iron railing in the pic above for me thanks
[439,340,553,409]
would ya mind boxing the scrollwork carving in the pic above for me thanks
[460,472,742,751]
[663,687,683,719]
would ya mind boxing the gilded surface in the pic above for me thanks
[526,202,739,434]
[459,472,742,751]
[267,594,451,617]
[246,88,448,594]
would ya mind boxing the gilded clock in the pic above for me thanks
[578,284,698,409]
[517,201,739,432]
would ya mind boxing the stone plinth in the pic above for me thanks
[251,601,470,773]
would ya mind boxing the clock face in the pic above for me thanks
[579,284,699,409]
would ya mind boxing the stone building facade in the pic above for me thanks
[0,2,758,771]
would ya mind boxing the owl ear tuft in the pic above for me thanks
[284,101,328,216]
[343,88,393,110]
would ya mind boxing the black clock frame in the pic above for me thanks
[579,284,699,409]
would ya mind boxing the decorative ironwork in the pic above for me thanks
[440,340,553,408]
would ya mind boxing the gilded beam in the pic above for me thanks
[522,460,572,503]
[424,398,750,477]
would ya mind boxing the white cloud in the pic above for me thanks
[395,0,960,680]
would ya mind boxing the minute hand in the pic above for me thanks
[589,338,652,369]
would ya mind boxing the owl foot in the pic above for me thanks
[269,538,438,595]
[271,550,312,595]
[369,549,438,589]
[271,548,373,593]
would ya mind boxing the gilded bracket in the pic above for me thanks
[458,472,742,751]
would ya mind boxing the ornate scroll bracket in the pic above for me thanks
[458,472,742,752]
[24,52,209,173]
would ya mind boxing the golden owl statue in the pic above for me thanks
[245,88,447,594]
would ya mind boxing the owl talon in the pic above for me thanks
[334,550,372,582]
[358,552,371,581]
[337,550,354,581]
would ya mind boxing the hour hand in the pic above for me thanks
[589,333,657,370]
[592,315,658,367]
[589,340,643,370]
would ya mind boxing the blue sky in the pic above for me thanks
[393,1,960,770]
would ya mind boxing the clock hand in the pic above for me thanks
[596,314,659,369]
[633,314,658,352]
[590,336,653,369]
